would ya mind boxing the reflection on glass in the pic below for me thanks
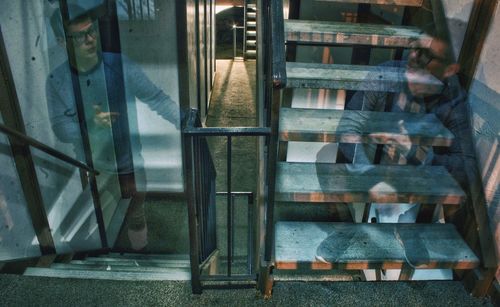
[46,4,180,251]
[1,1,103,253]
[0,116,41,261]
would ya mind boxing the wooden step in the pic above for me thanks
[246,40,256,47]
[275,222,479,270]
[247,30,256,37]
[286,62,443,92]
[315,0,423,6]
[24,267,191,281]
[247,12,256,18]
[275,162,465,204]
[247,4,256,10]
[247,21,256,27]
[279,108,454,146]
[285,20,431,47]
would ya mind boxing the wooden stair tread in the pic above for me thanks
[275,162,465,204]
[285,20,431,47]
[315,0,423,6]
[275,222,479,270]
[286,62,443,91]
[279,108,454,146]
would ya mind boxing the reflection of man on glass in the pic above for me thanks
[46,5,179,251]
[342,28,473,224]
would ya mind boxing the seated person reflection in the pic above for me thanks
[46,7,179,251]
[340,29,474,224]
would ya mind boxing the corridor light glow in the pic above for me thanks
[216,5,233,14]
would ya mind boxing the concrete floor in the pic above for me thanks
[0,59,493,306]
[0,274,492,306]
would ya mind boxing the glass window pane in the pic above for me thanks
[0,2,104,252]
[117,0,183,192]
[0,115,41,261]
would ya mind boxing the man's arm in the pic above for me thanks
[120,56,180,127]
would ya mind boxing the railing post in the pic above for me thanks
[259,0,286,296]
[233,25,237,59]
[227,136,233,276]
[182,111,202,294]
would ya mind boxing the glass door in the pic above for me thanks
[0,0,184,257]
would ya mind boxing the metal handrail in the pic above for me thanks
[0,123,99,175]
[184,126,270,136]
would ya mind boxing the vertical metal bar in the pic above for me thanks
[231,193,235,265]
[59,0,108,248]
[243,0,247,57]
[247,193,254,274]
[183,133,202,294]
[98,0,137,198]
[147,0,151,19]
[203,0,209,115]
[194,0,202,113]
[233,26,237,59]
[194,136,204,259]
[227,136,232,276]
[139,0,144,20]
[241,27,245,58]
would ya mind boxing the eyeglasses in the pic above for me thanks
[411,47,448,66]
[67,24,97,45]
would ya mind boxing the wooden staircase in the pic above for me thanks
[244,0,257,59]
[261,0,480,296]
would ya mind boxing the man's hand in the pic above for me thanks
[93,105,119,128]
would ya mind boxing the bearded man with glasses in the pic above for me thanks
[335,28,475,228]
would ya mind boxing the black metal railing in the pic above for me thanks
[183,109,270,293]
[0,123,98,175]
